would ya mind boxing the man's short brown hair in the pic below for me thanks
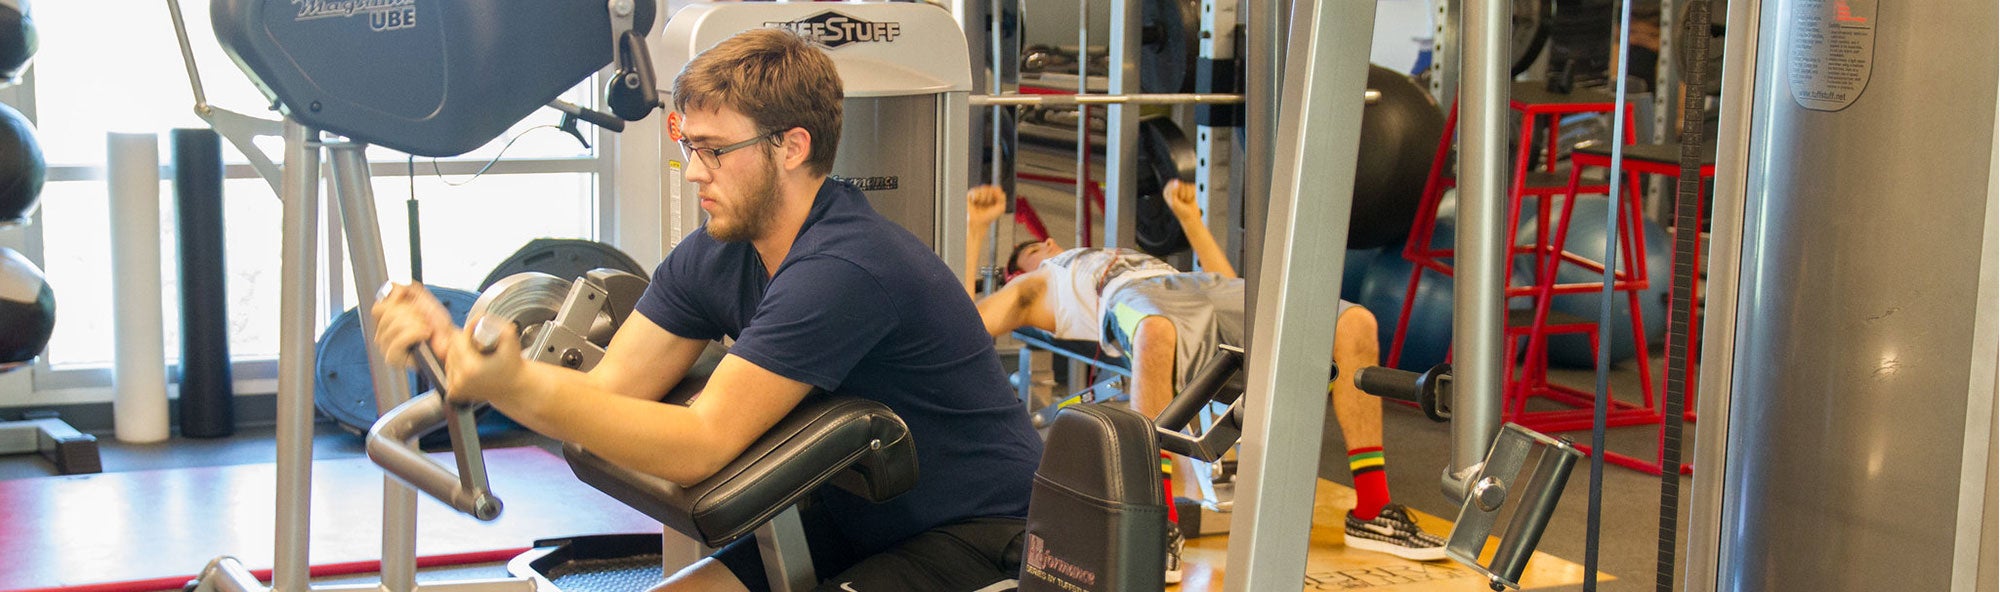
[1005,240,1038,276]
[672,28,843,176]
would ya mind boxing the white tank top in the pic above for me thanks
[1037,248,1177,341]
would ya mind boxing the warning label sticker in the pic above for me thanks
[1787,0,1876,111]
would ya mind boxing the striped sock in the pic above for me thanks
[1160,452,1180,523]
[1349,447,1389,520]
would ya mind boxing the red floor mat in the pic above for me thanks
[0,447,661,592]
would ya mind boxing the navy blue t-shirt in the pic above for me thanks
[634,179,1043,555]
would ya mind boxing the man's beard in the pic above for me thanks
[706,148,783,242]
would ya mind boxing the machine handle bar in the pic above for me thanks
[1354,364,1452,423]
[365,318,507,521]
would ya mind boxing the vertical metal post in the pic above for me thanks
[1104,0,1142,248]
[1196,0,1241,267]
[1447,0,1509,500]
[1955,138,1997,590]
[1431,0,1459,103]
[271,120,321,592]
[1682,0,1759,587]
[940,91,973,278]
[1239,0,1280,324]
[1649,0,1683,221]
[1075,0,1092,248]
[1225,1,1374,590]
[755,509,818,592]
[325,142,418,592]
[1698,0,1995,587]
[986,0,1004,281]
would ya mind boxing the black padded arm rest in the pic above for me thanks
[564,346,918,547]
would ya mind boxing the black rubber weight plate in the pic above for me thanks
[314,285,478,435]
[478,238,648,292]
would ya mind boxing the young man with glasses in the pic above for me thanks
[374,28,1041,592]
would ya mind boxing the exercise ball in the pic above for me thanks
[0,101,44,226]
[1356,246,1451,371]
[1340,247,1381,303]
[1513,196,1670,367]
[0,246,53,370]
[0,0,33,85]
[1356,218,1528,371]
[1345,64,1446,249]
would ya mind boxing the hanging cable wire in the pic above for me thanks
[1585,0,1639,588]
[428,124,565,186]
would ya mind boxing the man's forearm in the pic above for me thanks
[966,221,989,298]
[497,363,732,486]
[1177,213,1238,279]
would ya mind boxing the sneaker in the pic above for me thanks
[1343,503,1448,561]
[1163,523,1185,584]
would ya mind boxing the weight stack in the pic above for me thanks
[174,128,233,438]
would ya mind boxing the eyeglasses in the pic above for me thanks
[678,131,778,169]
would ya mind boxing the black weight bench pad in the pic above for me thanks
[1019,404,1166,592]
[564,344,918,548]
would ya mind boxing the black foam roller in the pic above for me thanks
[174,128,234,438]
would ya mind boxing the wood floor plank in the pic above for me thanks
[1170,481,1605,591]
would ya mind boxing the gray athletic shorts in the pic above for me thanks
[1101,273,1357,389]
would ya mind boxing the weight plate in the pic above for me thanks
[477,238,648,292]
[1513,0,1552,76]
[313,285,478,436]
[469,271,572,339]
[1132,117,1199,257]
[1138,0,1200,94]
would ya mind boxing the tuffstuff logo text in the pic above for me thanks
[765,12,900,48]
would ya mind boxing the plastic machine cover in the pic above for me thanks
[210,0,653,156]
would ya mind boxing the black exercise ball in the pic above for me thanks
[1346,64,1446,249]
[0,100,43,226]
[0,246,54,370]
[0,0,35,85]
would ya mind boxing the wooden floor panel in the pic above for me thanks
[1170,481,1604,591]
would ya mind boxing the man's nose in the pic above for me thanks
[684,156,713,183]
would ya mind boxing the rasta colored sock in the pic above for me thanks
[1349,446,1389,520]
[1160,452,1179,523]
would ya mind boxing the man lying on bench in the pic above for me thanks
[965,180,1447,563]
[375,28,1041,592]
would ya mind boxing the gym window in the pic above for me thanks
[0,1,621,400]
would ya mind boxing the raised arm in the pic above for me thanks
[1165,179,1238,279]
[965,185,1009,298]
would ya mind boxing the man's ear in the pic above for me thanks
[780,127,813,172]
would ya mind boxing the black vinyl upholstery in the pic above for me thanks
[1019,404,1166,592]
[562,344,918,548]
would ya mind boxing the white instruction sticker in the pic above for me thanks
[668,160,685,238]
[1787,0,1876,111]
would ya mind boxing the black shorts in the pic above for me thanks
[713,498,1025,592]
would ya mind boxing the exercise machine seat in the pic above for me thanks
[563,345,918,548]
[1020,404,1166,592]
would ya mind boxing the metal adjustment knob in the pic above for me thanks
[1471,476,1507,512]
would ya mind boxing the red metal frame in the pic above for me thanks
[1553,150,1713,476]
[1388,93,1707,475]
